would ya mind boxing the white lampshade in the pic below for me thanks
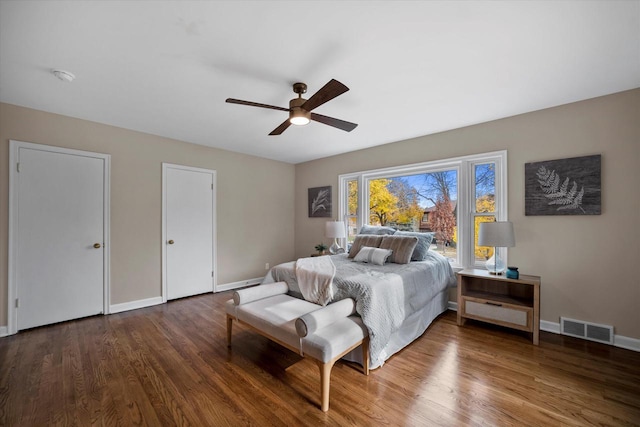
[325,221,346,238]
[478,221,515,248]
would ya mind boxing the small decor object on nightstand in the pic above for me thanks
[506,267,519,279]
[314,243,328,256]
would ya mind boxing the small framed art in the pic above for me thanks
[308,186,332,218]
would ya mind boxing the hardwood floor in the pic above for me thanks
[1,291,639,426]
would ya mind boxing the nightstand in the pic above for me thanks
[457,269,541,345]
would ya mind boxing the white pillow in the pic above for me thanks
[353,246,393,265]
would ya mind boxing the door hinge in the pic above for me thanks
[212,271,214,277]
[16,162,20,173]
[15,298,19,308]
[211,183,213,190]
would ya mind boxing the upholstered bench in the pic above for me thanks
[225,282,370,412]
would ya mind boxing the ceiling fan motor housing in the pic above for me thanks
[289,97,310,125]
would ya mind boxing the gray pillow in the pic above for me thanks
[379,235,419,264]
[359,224,396,235]
[393,231,435,261]
[348,235,383,258]
[353,246,393,265]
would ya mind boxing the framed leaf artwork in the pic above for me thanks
[308,186,331,218]
[525,155,601,215]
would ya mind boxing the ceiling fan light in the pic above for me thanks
[289,107,310,126]
[290,116,310,126]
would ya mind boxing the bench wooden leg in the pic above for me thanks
[315,337,369,412]
[362,336,370,376]
[317,359,336,412]
[226,315,233,347]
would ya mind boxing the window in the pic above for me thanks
[338,151,507,269]
[346,178,358,244]
[473,162,498,264]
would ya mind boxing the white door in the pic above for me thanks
[9,141,109,332]
[163,164,215,300]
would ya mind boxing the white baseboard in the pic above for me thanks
[614,335,640,352]
[216,277,262,293]
[1,279,263,337]
[450,303,639,353]
[540,320,561,334]
[110,296,164,314]
[6,295,637,353]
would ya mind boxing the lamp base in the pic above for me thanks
[485,251,507,275]
[329,239,343,255]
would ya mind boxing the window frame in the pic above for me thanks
[338,150,508,270]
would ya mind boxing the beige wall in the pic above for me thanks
[0,103,296,325]
[294,89,640,339]
[2,90,639,340]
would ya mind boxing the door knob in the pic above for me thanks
[168,240,174,245]
[93,243,101,249]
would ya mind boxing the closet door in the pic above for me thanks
[9,141,110,332]
[163,164,216,300]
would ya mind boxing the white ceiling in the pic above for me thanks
[1,1,638,164]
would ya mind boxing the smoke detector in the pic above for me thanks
[51,69,75,83]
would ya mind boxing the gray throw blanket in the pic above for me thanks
[264,252,456,367]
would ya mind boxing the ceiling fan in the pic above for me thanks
[226,79,358,135]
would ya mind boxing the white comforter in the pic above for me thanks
[264,252,456,367]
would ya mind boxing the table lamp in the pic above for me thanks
[478,221,515,275]
[325,220,346,254]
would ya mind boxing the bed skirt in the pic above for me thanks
[341,288,450,369]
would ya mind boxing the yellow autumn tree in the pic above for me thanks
[474,194,496,259]
[348,180,358,216]
[369,179,398,225]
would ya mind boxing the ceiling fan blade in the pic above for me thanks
[310,113,358,132]
[269,119,292,135]
[226,98,289,112]
[301,79,349,112]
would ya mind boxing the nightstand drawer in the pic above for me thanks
[463,298,532,330]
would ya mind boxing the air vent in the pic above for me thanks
[560,317,614,345]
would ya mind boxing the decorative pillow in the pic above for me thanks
[393,231,435,261]
[348,234,383,258]
[359,224,396,235]
[295,298,356,337]
[353,246,393,266]
[379,235,419,264]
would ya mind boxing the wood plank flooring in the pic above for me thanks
[1,291,639,426]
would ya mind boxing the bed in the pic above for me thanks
[262,231,457,369]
